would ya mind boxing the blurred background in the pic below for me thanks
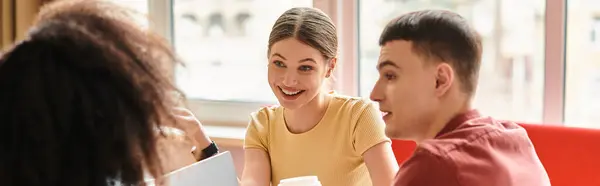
[1,0,597,129]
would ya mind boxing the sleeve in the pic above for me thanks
[353,101,391,155]
[394,150,460,186]
[244,108,270,152]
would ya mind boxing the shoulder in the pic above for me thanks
[396,147,459,185]
[250,105,280,123]
[330,94,375,115]
[421,117,529,156]
[406,147,455,168]
[247,105,282,132]
[416,118,539,180]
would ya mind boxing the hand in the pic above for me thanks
[171,107,212,154]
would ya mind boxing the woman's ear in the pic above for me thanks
[326,57,337,78]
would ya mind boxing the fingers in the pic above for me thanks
[171,107,199,125]
[168,107,206,136]
[172,107,195,117]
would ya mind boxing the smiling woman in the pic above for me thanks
[267,37,335,110]
[269,39,337,102]
[240,7,398,186]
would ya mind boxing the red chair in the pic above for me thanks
[519,123,600,186]
[391,123,600,186]
[390,139,415,165]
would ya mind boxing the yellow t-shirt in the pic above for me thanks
[244,94,390,186]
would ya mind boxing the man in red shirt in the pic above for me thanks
[370,10,551,186]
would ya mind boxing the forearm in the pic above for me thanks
[188,127,216,161]
[364,142,399,186]
[190,125,212,149]
[370,171,397,186]
[241,149,272,186]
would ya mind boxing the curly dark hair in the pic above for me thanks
[0,0,183,185]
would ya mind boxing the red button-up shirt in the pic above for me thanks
[394,110,550,186]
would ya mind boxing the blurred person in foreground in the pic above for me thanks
[0,0,217,185]
[370,9,551,186]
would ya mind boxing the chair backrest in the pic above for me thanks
[518,123,600,186]
[391,123,600,186]
[390,140,415,165]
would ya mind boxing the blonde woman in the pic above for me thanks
[241,7,399,186]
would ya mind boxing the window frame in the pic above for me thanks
[148,0,569,126]
[543,0,566,125]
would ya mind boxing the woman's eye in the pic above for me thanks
[273,61,285,67]
[299,65,313,72]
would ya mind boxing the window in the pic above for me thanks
[358,0,546,123]
[173,0,313,103]
[171,0,314,125]
[137,0,591,128]
[110,0,149,28]
[591,17,600,48]
[565,0,600,129]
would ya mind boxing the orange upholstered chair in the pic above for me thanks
[519,123,600,186]
[390,139,415,165]
[391,123,600,186]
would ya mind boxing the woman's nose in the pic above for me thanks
[282,72,298,87]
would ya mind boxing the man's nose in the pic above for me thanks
[370,81,384,102]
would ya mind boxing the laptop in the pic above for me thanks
[146,151,239,186]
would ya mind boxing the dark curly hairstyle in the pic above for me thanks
[0,0,183,185]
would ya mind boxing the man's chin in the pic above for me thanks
[385,123,416,140]
[385,126,402,139]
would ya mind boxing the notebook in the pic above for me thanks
[146,151,239,186]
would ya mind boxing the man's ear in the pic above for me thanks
[434,63,454,96]
[326,57,337,78]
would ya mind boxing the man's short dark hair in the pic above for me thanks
[379,9,482,95]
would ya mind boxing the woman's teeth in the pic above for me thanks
[281,88,302,96]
